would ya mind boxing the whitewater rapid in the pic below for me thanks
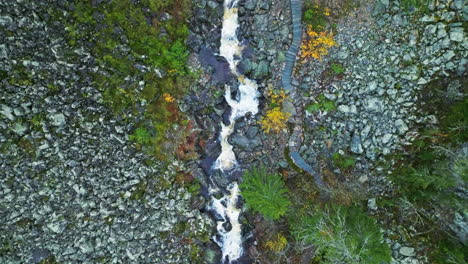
[208,0,260,262]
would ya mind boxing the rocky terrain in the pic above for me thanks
[0,0,466,263]
[0,1,211,263]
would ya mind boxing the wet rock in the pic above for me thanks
[253,60,269,79]
[230,133,261,151]
[246,126,259,139]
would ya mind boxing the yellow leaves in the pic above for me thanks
[267,89,287,106]
[259,107,290,134]
[324,8,331,16]
[260,88,290,133]
[163,93,175,103]
[300,25,337,61]
[265,233,288,252]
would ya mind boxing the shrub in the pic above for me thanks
[259,108,291,134]
[240,166,291,220]
[301,26,337,61]
[330,63,345,75]
[129,127,151,145]
[291,205,391,264]
[305,94,336,113]
[303,3,329,30]
[265,233,288,252]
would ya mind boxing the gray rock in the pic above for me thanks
[444,50,455,61]
[0,44,8,59]
[244,0,257,10]
[361,125,372,140]
[437,28,447,39]
[382,133,393,144]
[450,211,468,245]
[31,248,51,264]
[254,14,268,29]
[12,122,28,136]
[258,1,269,10]
[452,0,464,10]
[160,12,173,21]
[399,246,416,257]
[395,119,408,135]
[368,198,378,210]
[401,65,420,81]
[367,81,378,92]
[49,113,66,127]
[420,15,436,22]
[365,98,383,112]
[1,104,15,120]
[380,0,389,7]
[207,1,218,9]
[282,100,296,117]
[450,28,464,42]
[0,15,13,27]
[338,105,350,113]
[239,58,253,74]
[350,134,364,154]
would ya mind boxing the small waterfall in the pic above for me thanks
[207,0,259,263]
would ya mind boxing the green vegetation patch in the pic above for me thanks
[64,0,193,159]
[305,94,336,113]
[330,62,345,75]
[401,0,431,10]
[332,152,356,171]
[290,205,391,264]
[240,166,291,220]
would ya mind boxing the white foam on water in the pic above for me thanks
[208,0,260,262]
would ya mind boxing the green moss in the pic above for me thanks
[30,114,45,130]
[330,63,345,75]
[187,182,201,194]
[332,153,356,171]
[129,127,151,145]
[8,64,34,86]
[401,0,430,10]
[173,221,189,235]
[130,180,147,201]
[38,255,58,264]
[47,83,61,95]
[305,94,336,113]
